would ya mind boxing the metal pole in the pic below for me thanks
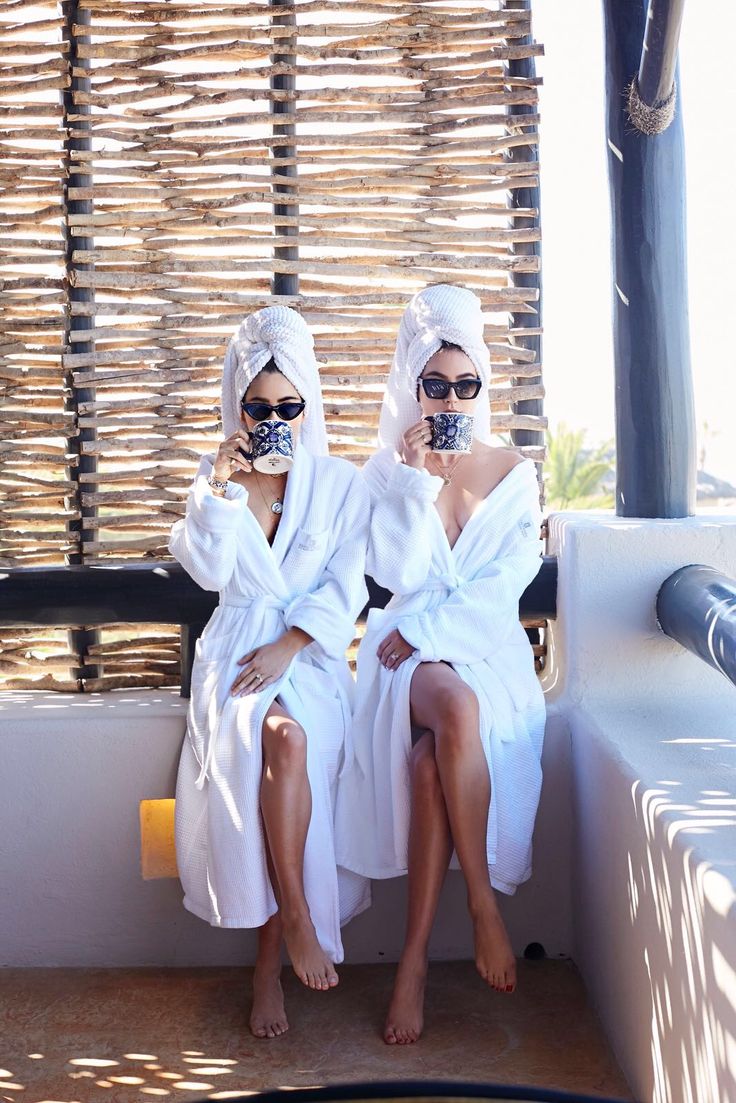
[602,0,695,517]
[269,0,298,298]
[60,0,100,683]
[637,0,685,110]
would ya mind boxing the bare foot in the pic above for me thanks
[384,955,426,1044]
[249,967,289,1038]
[471,896,517,992]
[282,909,338,991]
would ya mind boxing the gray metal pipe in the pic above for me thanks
[657,565,736,689]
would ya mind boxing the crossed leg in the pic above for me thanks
[257,698,338,995]
[384,661,516,1044]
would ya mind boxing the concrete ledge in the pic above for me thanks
[0,689,572,967]
[570,700,736,1103]
[543,512,736,1103]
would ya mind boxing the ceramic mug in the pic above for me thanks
[241,419,294,473]
[425,411,473,454]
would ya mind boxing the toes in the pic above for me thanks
[327,970,339,987]
[384,1027,397,1045]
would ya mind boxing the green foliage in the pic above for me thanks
[544,422,615,510]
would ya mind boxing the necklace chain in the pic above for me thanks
[426,452,465,486]
[253,470,286,516]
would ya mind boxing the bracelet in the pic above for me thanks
[207,472,229,492]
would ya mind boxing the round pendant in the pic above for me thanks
[271,501,283,515]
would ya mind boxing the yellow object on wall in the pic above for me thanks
[140,799,178,880]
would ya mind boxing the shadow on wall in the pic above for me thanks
[628,775,736,1103]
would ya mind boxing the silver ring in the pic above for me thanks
[390,652,399,662]
[255,673,262,682]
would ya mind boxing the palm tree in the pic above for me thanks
[544,423,615,510]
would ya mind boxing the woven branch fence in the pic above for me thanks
[0,0,546,691]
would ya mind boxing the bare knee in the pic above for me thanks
[263,716,307,772]
[410,736,441,794]
[436,682,478,729]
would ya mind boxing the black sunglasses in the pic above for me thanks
[241,400,305,422]
[418,376,483,401]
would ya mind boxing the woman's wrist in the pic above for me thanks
[281,626,313,657]
[207,468,230,496]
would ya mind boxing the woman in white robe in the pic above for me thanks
[169,306,370,1038]
[335,284,546,1044]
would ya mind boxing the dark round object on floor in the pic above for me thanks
[524,941,547,960]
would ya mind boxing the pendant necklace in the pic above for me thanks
[427,453,464,486]
[254,470,286,515]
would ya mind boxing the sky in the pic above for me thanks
[533,0,736,487]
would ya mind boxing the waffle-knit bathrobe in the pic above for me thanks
[335,448,546,895]
[169,446,370,959]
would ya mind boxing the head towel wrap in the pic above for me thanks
[377,283,493,451]
[220,305,328,455]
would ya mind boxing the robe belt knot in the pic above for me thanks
[423,572,466,592]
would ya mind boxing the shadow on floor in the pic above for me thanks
[0,960,632,1102]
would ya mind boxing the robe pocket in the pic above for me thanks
[488,644,538,713]
[195,614,244,663]
[186,657,231,769]
[283,525,331,588]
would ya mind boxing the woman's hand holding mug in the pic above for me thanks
[400,419,432,470]
[212,428,253,481]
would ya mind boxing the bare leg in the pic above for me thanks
[260,700,338,991]
[410,663,517,993]
[249,912,288,1038]
[385,731,453,1045]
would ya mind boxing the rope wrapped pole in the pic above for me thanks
[61,0,100,683]
[603,0,695,518]
[628,0,685,134]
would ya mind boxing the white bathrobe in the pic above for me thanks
[169,445,371,960]
[335,448,546,895]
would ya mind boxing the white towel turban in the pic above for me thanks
[220,305,328,455]
[377,283,493,451]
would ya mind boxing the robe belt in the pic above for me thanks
[422,572,466,592]
[193,593,294,789]
[219,593,289,610]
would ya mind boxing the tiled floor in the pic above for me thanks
[0,960,632,1102]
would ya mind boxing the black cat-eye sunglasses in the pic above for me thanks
[240,400,306,421]
[418,376,483,401]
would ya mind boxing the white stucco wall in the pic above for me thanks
[0,690,572,968]
[543,513,736,1103]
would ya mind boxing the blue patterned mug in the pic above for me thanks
[247,419,294,473]
[426,412,473,454]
